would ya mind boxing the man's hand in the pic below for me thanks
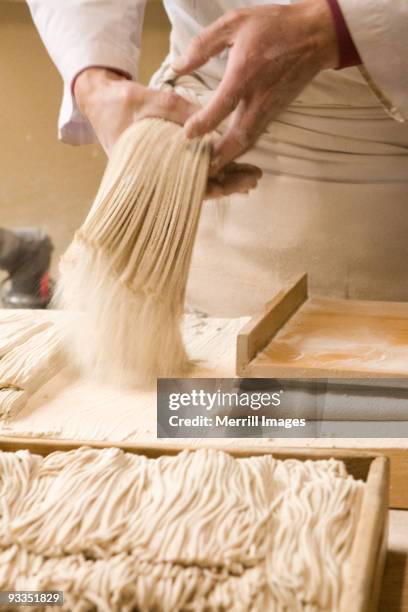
[172,0,339,173]
[74,68,262,198]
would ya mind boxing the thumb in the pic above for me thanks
[172,17,231,75]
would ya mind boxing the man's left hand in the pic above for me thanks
[173,0,339,173]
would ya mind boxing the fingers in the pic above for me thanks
[210,63,310,170]
[205,181,226,199]
[205,172,255,199]
[172,15,232,75]
[209,161,263,180]
[210,98,268,171]
[184,51,247,139]
[205,162,262,199]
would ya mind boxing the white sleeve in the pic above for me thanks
[27,0,147,145]
[338,0,408,121]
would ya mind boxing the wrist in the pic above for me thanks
[300,0,339,71]
[73,67,129,117]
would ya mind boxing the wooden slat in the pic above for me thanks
[373,514,390,611]
[237,273,308,375]
[340,456,389,612]
[371,448,408,510]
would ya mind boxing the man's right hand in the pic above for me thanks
[74,68,262,198]
[74,68,200,154]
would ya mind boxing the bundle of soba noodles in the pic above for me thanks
[57,119,210,387]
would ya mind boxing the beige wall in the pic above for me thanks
[0,0,171,268]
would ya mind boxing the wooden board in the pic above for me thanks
[237,274,408,378]
[372,448,408,511]
[0,436,389,612]
[340,456,389,612]
[236,273,307,374]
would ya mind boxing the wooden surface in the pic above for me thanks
[372,448,408,510]
[340,456,389,612]
[238,276,408,377]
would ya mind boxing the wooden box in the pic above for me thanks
[0,437,389,612]
[237,273,408,378]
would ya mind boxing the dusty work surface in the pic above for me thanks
[0,312,247,440]
[0,308,407,448]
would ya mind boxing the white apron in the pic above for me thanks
[151,61,408,316]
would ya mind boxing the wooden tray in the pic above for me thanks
[0,437,389,612]
[237,274,408,378]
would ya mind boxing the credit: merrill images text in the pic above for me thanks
[168,415,307,429]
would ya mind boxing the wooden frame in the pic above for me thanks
[339,454,389,612]
[0,437,389,612]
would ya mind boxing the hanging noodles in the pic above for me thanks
[0,447,364,611]
[57,119,211,388]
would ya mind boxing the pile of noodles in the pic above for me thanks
[0,447,363,611]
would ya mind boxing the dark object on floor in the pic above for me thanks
[0,227,53,309]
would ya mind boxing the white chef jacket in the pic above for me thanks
[27,0,408,146]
